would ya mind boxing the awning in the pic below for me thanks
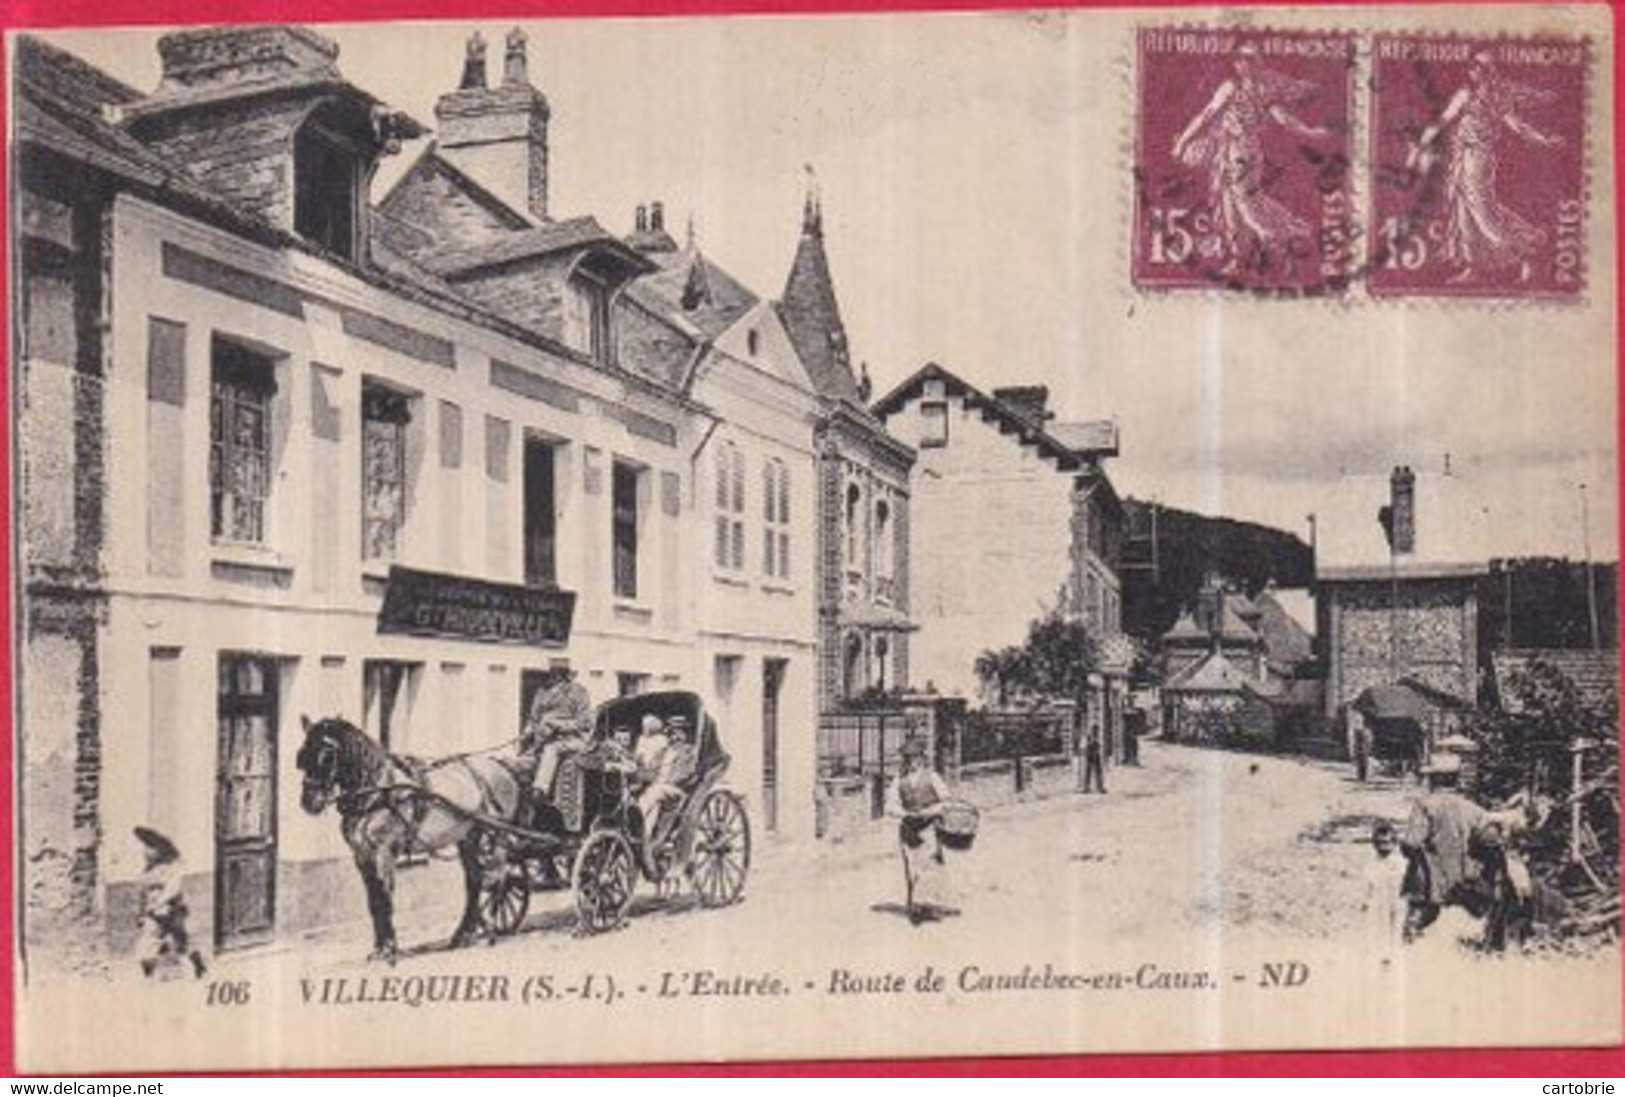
[1352,683,1428,722]
[835,603,918,632]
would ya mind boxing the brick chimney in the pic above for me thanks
[154,25,342,91]
[434,28,551,221]
[1389,465,1416,555]
[992,385,1053,425]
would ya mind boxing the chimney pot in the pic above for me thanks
[635,204,648,233]
[1390,464,1417,555]
[650,201,665,232]
[503,27,529,85]
[459,31,487,90]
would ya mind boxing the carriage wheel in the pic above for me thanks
[573,831,637,934]
[479,856,531,937]
[689,791,750,908]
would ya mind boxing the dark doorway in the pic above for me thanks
[215,655,279,950]
[762,658,787,834]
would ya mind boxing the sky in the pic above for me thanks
[36,6,1619,560]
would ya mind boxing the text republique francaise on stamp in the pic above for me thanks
[1369,34,1588,300]
[1133,28,1357,295]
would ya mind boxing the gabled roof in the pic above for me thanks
[1317,470,1492,581]
[1490,648,1620,716]
[418,216,651,278]
[874,362,1117,473]
[1164,651,1254,693]
[378,147,538,238]
[634,247,760,341]
[1163,612,1209,645]
[1266,586,1317,638]
[1216,601,1260,644]
[1252,589,1314,664]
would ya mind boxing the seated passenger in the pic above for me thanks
[601,723,637,774]
[639,714,698,853]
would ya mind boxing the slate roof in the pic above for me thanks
[16,37,237,213]
[1317,470,1492,581]
[419,216,649,277]
[779,212,862,407]
[1267,587,1317,638]
[634,247,760,341]
[1164,651,1255,693]
[1252,589,1315,665]
[1490,648,1620,715]
[1163,612,1209,644]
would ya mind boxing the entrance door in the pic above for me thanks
[215,655,278,950]
[762,659,786,834]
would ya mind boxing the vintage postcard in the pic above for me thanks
[9,3,1620,1074]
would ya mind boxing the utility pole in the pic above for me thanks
[1151,499,1160,586]
[1581,482,1600,650]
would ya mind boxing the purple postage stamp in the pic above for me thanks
[1133,27,1356,295]
[1369,35,1588,299]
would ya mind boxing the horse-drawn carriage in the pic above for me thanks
[296,691,751,962]
[482,691,751,935]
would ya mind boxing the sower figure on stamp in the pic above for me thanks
[519,660,592,821]
[134,827,207,981]
[1170,43,1331,276]
[890,736,956,925]
[1406,51,1564,285]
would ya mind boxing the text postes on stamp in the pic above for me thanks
[1133,27,1356,296]
[1369,35,1587,300]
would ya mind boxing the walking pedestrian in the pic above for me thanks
[891,737,956,925]
[1081,719,1107,793]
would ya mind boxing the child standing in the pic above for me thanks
[1363,820,1408,969]
[134,827,207,980]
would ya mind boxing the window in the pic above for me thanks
[523,437,557,586]
[920,400,948,447]
[612,461,641,599]
[210,339,278,544]
[874,499,891,580]
[617,672,650,698]
[747,329,760,357]
[714,441,744,571]
[294,113,362,262]
[845,482,862,567]
[843,633,865,701]
[566,275,612,362]
[361,383,412,561]
[363,659,419,752]
[763,458,790,580]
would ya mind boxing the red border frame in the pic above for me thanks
[2,0,1622,1078]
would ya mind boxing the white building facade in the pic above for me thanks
[15,26,826,963]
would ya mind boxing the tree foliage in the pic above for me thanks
[975,611,1099,707]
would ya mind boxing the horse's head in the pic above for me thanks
[296,716,353,815]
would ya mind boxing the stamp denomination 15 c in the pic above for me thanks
[1369,35,1588,299]
[1133,27,1357,296]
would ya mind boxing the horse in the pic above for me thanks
[295,715,527,963]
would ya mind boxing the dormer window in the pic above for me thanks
[565,273,612,362]
[294,104,366,262]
